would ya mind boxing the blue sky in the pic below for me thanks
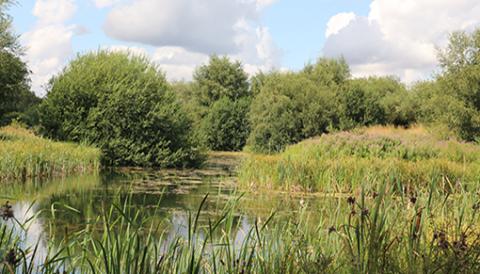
[6,0,480,95]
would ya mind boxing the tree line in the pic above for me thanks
[2,1,480,167]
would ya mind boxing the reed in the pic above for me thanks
[0,124,101,182]
[1,182,479,273]
[238,125,480,193]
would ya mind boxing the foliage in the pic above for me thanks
[193,55,250,107]
[248,59,348,153]
[337,77,415,129]
[39,51,203,167]
[192,56,252,151]
[302,57,350,87]
[0,124,100,182]
[0,0,39,126]
[248,72,328,153]
[2,186,480,273]
[415,28,480,141]
[200,97,251,151]
[240,125,480,192]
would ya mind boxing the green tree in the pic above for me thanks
[0,0,39,126]
[303,57,350,87]
[39,51,203,167]
[193,55,252,151]
[193,55,250,107]
[200,97,251,151]
[416,28,480,141]
[248,70,336,153]
[337,77,414,129]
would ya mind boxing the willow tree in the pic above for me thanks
[40,51,204,167]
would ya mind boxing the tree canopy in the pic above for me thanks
[192,55,252,151]
[39,51,203,167]
[0,0,39,126]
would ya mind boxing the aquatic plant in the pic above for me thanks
[1,181,479,273]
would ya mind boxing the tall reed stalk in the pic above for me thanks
[0,124,100,182]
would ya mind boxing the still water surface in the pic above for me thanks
[1,154,339,263]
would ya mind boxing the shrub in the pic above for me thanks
[39,51,203,167]
[248,69,338,153]
[337,77,415,129]
[0,1,39,126]
[192,55,252,151]
[200,97,251,151]
[415,28,480,141]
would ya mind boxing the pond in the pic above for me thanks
[1,153,343,265]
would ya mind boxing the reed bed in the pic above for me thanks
[239,126,480,193]
[0,125,101,182]
[1,180,479,273]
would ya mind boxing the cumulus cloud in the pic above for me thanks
[104,0,258,54]
[22,0,83,96]
[33,0,76,24]
[93,0,119,8]
[325,12,355,38]
[102,0,281,80]
[323,0,480,83]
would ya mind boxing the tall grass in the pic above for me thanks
[1,180,479,273]
[0,124,101,182]
[239,126,480,192]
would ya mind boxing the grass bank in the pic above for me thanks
[0,125,101,182]
[239,126,480,193]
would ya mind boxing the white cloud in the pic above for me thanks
[33,0,76,24]
[104,0,277,55]
[101,41,280,82]
[101,45,204,80]
[93,0,119,8]
[254,0,277,10]
[102,0,281,81]
[22,0,81,96]
[323,0,480,83]
[325,12,355,38]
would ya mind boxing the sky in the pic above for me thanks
[7,0,480,96]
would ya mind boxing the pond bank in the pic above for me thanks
[0,125,100,182]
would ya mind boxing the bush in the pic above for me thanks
[192,55,252,151]
[193,55,250,107]
[200,97,251,151]
[337,77,415,129]
[248,71,336,153]
[415,28,480,141]
[0,1,39,126]
[39,51,204,167]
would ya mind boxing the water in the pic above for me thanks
[0,153,342,269]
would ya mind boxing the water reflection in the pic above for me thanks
[1,156,344,271]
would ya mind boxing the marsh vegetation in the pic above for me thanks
[2,0,480,272]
